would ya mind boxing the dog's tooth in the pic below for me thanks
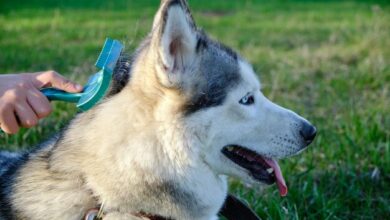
[267,168,274,174]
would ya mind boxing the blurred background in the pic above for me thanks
[0,0,389,219]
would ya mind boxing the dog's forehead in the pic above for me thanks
[182,39,241,115]
[199,42,239,80]
[238,60,261,91]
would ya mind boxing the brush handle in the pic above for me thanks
[40,88,82,103]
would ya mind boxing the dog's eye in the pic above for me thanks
[239,93,254,105]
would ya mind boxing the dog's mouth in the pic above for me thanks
[222,145,287,196]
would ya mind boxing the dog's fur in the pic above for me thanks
[0,1,315,219]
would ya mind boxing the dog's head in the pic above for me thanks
[125,0,316,196]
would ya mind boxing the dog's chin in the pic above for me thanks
[221,145,276,185]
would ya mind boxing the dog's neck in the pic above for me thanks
[48,87,227,219]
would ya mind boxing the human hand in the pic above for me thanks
[0,71,83,134]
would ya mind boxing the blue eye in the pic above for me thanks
[239,93,254,105]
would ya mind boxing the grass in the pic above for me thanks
[1,0,389,219]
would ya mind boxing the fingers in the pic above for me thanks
[0,89,50,134]
[0,71,67,134]
[0,104,19,134]
[27,89,52,119]
[14,100,38,128]
[32,70,83,93]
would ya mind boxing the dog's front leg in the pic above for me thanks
[104,212,144,220]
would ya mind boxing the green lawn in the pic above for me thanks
[0,0,389,219]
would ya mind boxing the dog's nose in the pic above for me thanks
[300,122,316,145]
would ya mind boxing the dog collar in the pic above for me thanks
[84,208,171,220]
[84,194,260,220]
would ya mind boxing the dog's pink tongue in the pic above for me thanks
[264,158,288,197]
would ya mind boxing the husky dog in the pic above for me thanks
[0,0,316,219]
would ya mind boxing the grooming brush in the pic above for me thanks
[41,38,123,111]
[0,38,123,134]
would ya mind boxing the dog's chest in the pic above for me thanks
[90,168,227,220]
[182,172,228,219]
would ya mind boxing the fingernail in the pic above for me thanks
[75,84,83,91]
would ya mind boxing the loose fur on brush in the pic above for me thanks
[0,1,316,219]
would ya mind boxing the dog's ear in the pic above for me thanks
[151,0,198,88]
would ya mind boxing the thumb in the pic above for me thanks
[33,70,83,93]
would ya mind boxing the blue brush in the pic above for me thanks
[0,38,123,134]
[41,38,123,111]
